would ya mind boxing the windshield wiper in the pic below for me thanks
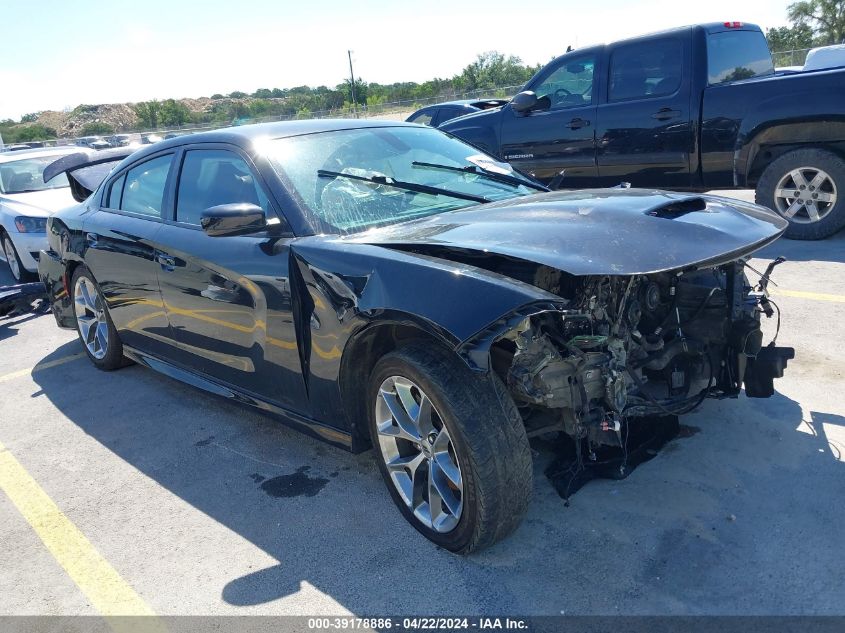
[317,169,491,204]
[411,161,547,191]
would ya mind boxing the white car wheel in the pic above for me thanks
[2,233,24,282]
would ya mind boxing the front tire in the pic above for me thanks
[1,230,31,282]
[755,148,845,240]
[71,266,126,370]
[368,344,532,554]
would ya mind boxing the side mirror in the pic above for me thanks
[201,203,267,237]
[511,91,539,114]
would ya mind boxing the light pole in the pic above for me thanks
[348,50,359,119]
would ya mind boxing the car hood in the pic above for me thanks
[438,107,498,129]
[0,188,77,218]
[343,189,788,275]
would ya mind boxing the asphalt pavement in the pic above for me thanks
[0,191,843,617]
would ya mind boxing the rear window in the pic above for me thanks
[707,30,774,85]
[0,155,69,194]
[609,38,683,101]
[408,110,434,126]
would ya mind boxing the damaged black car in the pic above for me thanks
[39,120,793,553]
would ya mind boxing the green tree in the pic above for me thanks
[159,99,190,126]
[338,78,368,106]
[133,100,161,128]
[210,93,225,100]
[229,101,250,120]
[766,23,815,51]
[11,124,57,142]
[788,0,845,45]
[247,99,268,117]
[454,51,536,91]
[79,122,115,135]
[228,91,248,98]
[20,112,39,123]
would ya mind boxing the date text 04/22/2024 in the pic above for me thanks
[306,617,529,630]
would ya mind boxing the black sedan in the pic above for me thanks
[40,120,793,553]
[405,99,508,127]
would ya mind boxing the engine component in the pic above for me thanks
[508,331,607,410]
[500,260,788,451]
[642,281,661,312]
[744,345,795,398]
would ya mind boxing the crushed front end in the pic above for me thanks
[466,257,793,463]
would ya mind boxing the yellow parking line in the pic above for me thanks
[0,440,161,625]
[773,289,845,304]
[0,353,85,384]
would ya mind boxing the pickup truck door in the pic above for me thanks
[499,52,599,187]
[595,34,694,188]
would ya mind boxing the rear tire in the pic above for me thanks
[755,148,845,240]
[368,344,532,554]
[71,266,126,370]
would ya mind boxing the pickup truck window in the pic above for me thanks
[533,55,595,110]
[408,109,434,125]
[609,38,682,101]
[707,30,774,84]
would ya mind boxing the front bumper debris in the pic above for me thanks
[0,282,48,317]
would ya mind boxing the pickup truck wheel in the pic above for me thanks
[368,344,532,554]
[71,266,127,370]
[756,148,845,240]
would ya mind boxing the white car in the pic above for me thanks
[0,148,78,281]
[803,44,845,72]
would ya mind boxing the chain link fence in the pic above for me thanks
[771,48,812,68]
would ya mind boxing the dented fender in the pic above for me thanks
[288,237,565,388]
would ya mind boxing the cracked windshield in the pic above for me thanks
[265,126,539,234]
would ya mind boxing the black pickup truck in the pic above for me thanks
[440,22,845,240]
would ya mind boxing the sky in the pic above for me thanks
[0,0,791,121]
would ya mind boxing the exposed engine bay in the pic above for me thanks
[478,256,794,455]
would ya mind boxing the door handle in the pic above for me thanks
[652,108,681,121]
[156,253,176,271]
[568,117,590,129]
[85,232,98,247]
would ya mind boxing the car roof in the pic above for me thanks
[205,118,413,140]
[121,119,422,161]
[0,146,78,164]
[432,100,477,107]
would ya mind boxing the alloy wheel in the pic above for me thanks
[374,375,464,533]
[774,166,838,224]
[74,276,109,360]
[3,236,20,280]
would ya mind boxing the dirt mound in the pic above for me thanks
[33,110,68,133]
[59,103,138,135]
